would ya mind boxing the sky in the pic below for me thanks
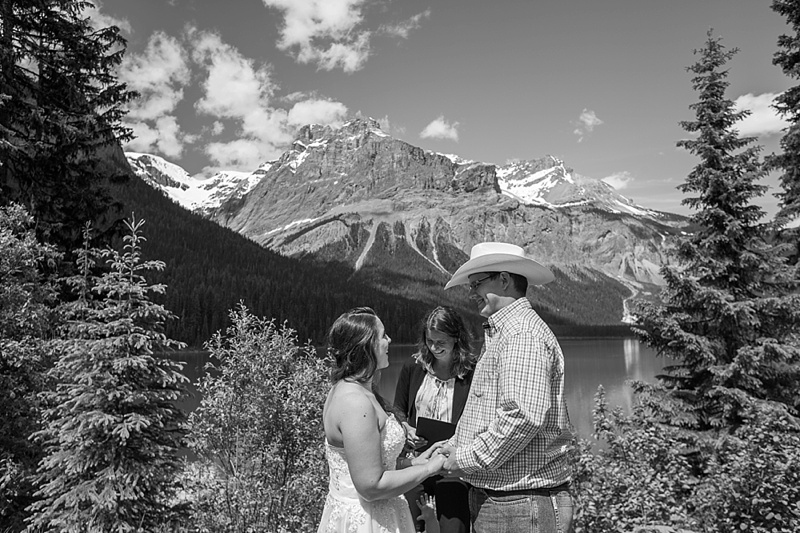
[88,0,795,218]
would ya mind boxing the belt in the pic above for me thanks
[482,482,570,498]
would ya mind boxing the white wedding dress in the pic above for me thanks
[317,414,416,533]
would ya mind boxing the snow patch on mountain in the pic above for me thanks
[439,153,474,165]
[496,159,576,208]
[263,217,323,236]
[126,152,265,214]
[495,157,664,219]
[355,224,379,271]
[404,227,449,275]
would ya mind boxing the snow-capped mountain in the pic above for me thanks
[129,118,691,311]
[496,156,660,217]
[130,142,663,223]
[126,152,270,216]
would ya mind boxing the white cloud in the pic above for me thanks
[118,26,353,170]
[287,99,348,127]
[380,9,431,39]
[573,108,603,142]
[734,92,790,137]
[602,171,634,190]
[262,0,371,72]
[262,0,426,72]
[190,28,292,170]
[374,114,406,138]
[205,139,272,171]
[119,32,191,157]
[420,116,460,142]
[83,0,133,33]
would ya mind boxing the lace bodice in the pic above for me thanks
[318,413,415,533]
[325,413,406,499]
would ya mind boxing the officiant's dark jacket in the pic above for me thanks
[394,358,474,427]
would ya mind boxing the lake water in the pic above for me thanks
[175,338,665,439]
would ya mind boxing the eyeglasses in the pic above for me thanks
[468,273,498,291]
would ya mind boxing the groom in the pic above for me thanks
[438,242,576,533]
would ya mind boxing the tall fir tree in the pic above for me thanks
[0,0,135,251]
[27,217,190,532]
[769,0,800,262]
[633,30,800,429]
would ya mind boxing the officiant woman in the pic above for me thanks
[394,306,477,533]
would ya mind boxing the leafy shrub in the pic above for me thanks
[691,403,800,532]
[574,386,699,533]
[185,303,329,532]
[574,385,800,533]
[0,204,60,532]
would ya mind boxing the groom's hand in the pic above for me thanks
[437,444,465,477]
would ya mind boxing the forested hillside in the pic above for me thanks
[108,155,637,346]
[110,171,440,346]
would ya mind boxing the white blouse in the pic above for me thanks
[414,372,455,423]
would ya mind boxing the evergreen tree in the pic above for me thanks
[769,0,800,261]
[27,217,189,532]
[0,203,60,531]
[0,0,135,251]
[633,30,800,429]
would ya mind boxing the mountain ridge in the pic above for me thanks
[129,118,691,325]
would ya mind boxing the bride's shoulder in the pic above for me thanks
[326,381,374,415]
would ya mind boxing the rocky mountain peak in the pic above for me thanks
[131,119,690,297]
[294,117,385,146]
[295,123,333,144]
[341,117,384,135]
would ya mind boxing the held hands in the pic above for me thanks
[436,444,465,478]
[410,440,447,476]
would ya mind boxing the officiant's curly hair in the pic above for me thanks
[414,306,476,379]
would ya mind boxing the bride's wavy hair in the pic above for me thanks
[327,307,399,417]
[327,306,382,384]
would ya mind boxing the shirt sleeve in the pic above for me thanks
[456,330,553,472]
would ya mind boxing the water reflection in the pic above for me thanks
[173,338,664,440]
[559,338,663,437]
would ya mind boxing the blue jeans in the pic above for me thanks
[469,486,574,533]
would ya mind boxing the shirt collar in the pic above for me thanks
[485,297,532,336]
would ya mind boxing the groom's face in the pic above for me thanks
[468,272,503,317]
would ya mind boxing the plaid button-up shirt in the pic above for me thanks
[453,297,575,491]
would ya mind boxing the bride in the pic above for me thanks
[318,307,446,533]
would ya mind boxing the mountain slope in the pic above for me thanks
[130,118,689,328]
[103,148,457,346]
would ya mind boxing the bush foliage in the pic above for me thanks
[575,385,800,533]
[0,204,61,530]
[184,304,330,532]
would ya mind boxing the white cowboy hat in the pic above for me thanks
[444,242,554,289]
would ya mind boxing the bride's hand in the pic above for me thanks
[422,453,447,476]
[410,440,446,465]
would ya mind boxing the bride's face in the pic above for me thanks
[374,318,391,369]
